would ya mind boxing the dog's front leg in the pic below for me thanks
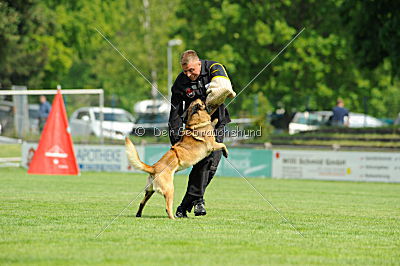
[212,142,229,158]
[211,118,218,127]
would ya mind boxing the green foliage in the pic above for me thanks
[0,0,50,87]
[341,0,400,77]
[176,0,400,118]
[0,0,399,119]
[0,0,182,113]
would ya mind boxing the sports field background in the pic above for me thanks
[1,167,399,265]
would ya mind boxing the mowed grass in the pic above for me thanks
[0,167,399,265]
[0,144,21,158]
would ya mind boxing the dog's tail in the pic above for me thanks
[125,137,155,174]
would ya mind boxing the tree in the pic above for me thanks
[175,0,400,119]
[0,0,51,87]
[1,0,182,113]
[341,0,400,78]
[176,1,356,114]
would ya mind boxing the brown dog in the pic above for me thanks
[125,99,228,219]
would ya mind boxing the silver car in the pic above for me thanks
[289,111,386,134]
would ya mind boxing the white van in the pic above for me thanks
[69,107,135,140]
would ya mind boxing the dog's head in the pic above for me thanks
[187,99,209,125]
[188,99,206,117]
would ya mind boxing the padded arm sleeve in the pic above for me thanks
[206,64,236,114]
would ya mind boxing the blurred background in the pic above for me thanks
[0,0,399,148]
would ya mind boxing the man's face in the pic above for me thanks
[182,60,201,81]
[40,96,46,103]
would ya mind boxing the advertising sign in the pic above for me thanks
[22,143,144,173]
[143,145,273,178]
[272,150,400,182]
[218,148,272,178]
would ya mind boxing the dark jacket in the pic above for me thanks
[331,106,349,124]
[39,101,51,119]
[168,59,232,145]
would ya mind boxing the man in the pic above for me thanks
[331,98,349,126]
[169,50,232,218]
[39,95,51,131]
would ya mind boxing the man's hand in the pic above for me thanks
[205,77,236,114]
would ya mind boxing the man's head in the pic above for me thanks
[181,50,201,81]
[40,95,47,103]
[337,98,344,107]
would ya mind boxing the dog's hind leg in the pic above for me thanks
[136,189,155,217]
[164,188,175,219]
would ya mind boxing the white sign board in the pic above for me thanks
[21,142,144,173]
[272,150,400,183]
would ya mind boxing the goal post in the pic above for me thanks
[0,85,105,143]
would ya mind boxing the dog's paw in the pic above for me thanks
[211,118,218,127]
[136,213,142,217]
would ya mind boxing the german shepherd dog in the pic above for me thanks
[125,99,228,219]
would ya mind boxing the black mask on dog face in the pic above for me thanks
[190,103,201,116]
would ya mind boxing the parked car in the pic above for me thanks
[131,99,170,136]
[289,111,386,134]
[28,104,40,134]
[134,99,170,114]
[131,113,169,136]
[0,101,13,135]
[347,113,385,128]
[0,101,40,135]
[394,113,400,125]
[69,107,135,140]
[289,111,331,134]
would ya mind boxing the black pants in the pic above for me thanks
[39,118,47,132]
[180,126,224,209]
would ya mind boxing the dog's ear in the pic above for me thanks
[200,100,206,109]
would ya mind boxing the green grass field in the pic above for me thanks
[0,144,21,158]
[1,167,399,265]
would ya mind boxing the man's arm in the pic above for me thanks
[344,108,350,127]
[168,90,184,145]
